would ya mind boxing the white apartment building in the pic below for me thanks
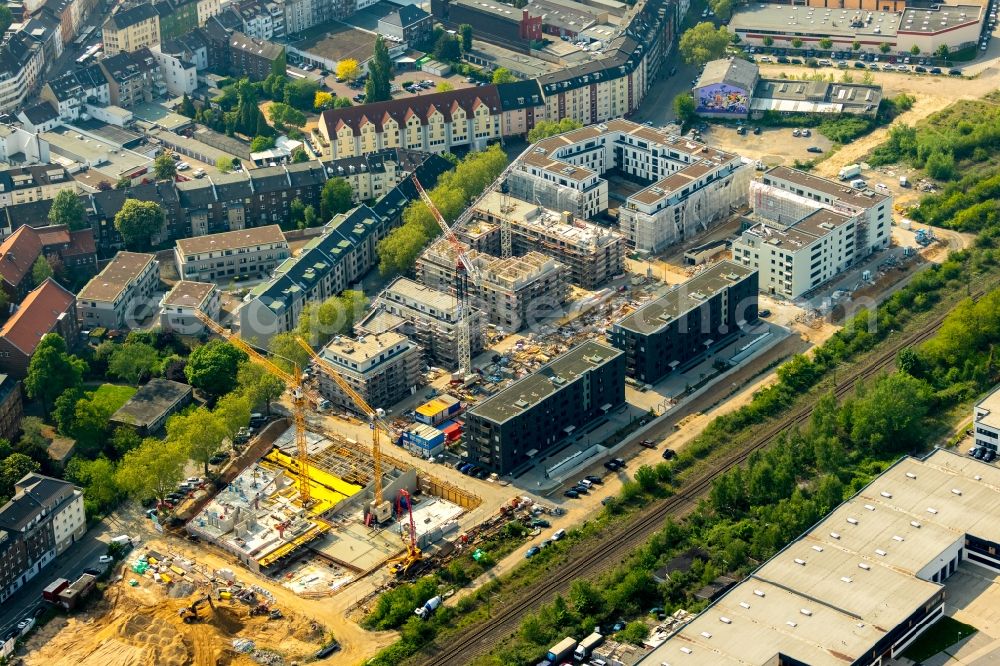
[316,332,422,413]
[174,225,289,282]
[159,280,221,333]
[508,118,748,249]
[973,384,1000,455]
[150,43,198,96]
[0,33,46,114]
[78,251,159,329]
[733,208,858,299]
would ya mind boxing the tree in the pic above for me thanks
[268,332,311,374]
[167,407,227,474]
[491,67,516,84]
[527,118,583,142]
[216,156,236,173]
[237,362,285,416]
[285,78,321,111]
[910,44,921,55]
[115,437,187,502]
[53,387,85,436]
[434,33,462,62]
[302,204,318,227]
[880,42,891,53]
[366,36,393,103]
[321,177,353,219]
[762,36,774,47]
[185,340,248,399]
[153,152,177,181]
[115,175,132,190]
[460,24,473,52]
[791,37,803,48]
[114,199,164,251]
[179,93,196,118]
[290,197,306,228]
[846,373,930,454]
[935,44,950,58]
[111,426,141,455]
[336,59,360,81]
[852,40,862,51]
[31,256,53,286]
[436,81,454,92]
[48,189,87,230]
[818,37,833,50]
[673,94,697,124]
[0,6,13,36]
[709,0,732,20]
[215,392,251,440]
[618,621,650,645]
[333,96,352,108]
[679,22,730,65]
[0,453,39,499]
[314,90,335,111]
[72,393,121,457]
[236,79,260,136]
[255,112,272,138]
[268,102,306,128]
[25,334,85,414]
[292,148,309,163]
[925,150,955,180]
[108,343,160,385]
[251,135,276,152]
[65,456,120,515]
[298,290,370,345]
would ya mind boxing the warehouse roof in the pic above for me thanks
[642,449,1000,666]
[729,5,903,39]
[615,261,756,335]
[469,341,621,424]
[975,385,1000,430]
[695,58,759,92]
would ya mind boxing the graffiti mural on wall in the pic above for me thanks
[696,83,750,114]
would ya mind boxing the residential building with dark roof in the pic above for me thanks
[155,0,200,42]
[77,251,159,329]
[495,79,545,137]
[20,15,62,65]
[430,0,542,50]
[17,101,61,132]
[36,224,98,278]
[0,472,85,602]
[0,165,77,208]
[227,31,284,80]
[319,86,502,159]
[0,375,23,444]
[464,341,625,474]
[99,47,166,107]
[322,148,437,204]
[39,65,110,121]
[0,200,55,238]
[88,181,181,251]
[175,224,288,282]
[102,3,161,55]
[110,377,193,435]
[0,30,47,114]
[159,280,220,333]
[232,0,285,40]
[0,278,77,378]
[377,5,432,45]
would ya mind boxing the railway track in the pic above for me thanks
[417,296,975,666]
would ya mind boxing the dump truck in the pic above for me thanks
[574,632,604,661]
[42,578,70,603]
[414,595,442,620]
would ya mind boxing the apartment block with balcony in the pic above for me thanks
[158,280,221,333]
[99,48,166,107]
[40,64,110,121]
[77,251,159,329]
[102,3,161,55]
[0,31,47,114]
[174,225,288,282]
[464,341,624,475]
[316,332,422,413]
[610,261,758,384]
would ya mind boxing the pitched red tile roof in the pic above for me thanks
[0,278,74,354]
[65,229,96,257]
[0,226,43,290]
[320,85,501,138]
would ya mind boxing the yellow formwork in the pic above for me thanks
[261,449,362,516]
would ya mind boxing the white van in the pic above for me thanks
[552,528,566,541]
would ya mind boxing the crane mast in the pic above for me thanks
[294,338,394,524]
[194,312,312,506]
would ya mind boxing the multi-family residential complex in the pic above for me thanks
[0,32,47,114]
[376,5,432,45]
[159,280,221,333]
[643,449,1000,666]
[0,473,86,603]
[509,119,749,253]
[39,65,111,122]
[416,239,569,332]
[99,48,167,107]
[174,225,289,283]
[0,165,76,206]
[102,3,161,55]
[469,192,625,289]
[319,86,502,159]
[323,148,434,205]
[239,155,451,343]
[316,332,423,414]
[610,261,758,385]
[362,277,484,371]
[464,341,625,475]
[228,31,285,80]
[731,167,892,299]
[77,251,159,329]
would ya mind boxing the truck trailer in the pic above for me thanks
[838,164,862,180]
[547,637,578,662]
[574,632,604,661]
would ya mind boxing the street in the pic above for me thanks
[631,59,701,126]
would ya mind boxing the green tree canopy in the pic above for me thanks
[268,332,312,374]
[491,67,516,84]
[237,362,285,415]
[153,152,177,180]
[527,118,583,142]
[434,33,462,62]
[250,135,276,152]
[48,189,88,230]
[31,256,53,286]
[673,93,696,124]
[366,36,393,103]
[0,6,13,35]
[0,453,38,500]
[298,290,370,346]
[25,334,85,414]
[320,177,353,219]
[65,456,121,516]
[284,79,320,112]
[460,24,473,52]
[167,407,228,474]
[185,339,248,399]
[115,437,188,502]
[179,93,196,118]
[818,37,833,50]
[292,148,309,164]
[679,22,730,64]
[114,199,165,251]
[108,342,160,385]
[216,156,236,173]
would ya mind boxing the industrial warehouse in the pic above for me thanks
[644,449,1000,666]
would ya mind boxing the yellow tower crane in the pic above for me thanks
[194,312,314,506]
[295,337,395,524]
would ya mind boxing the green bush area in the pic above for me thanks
[751,93,913,144]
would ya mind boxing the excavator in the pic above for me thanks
[386,489,422,577]
[178,594,214,623]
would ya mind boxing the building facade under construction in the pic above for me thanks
[416,238,569,333]
[357,277,484,371]
[469,191,625,290]
[506,118,749,254]
[316,332,423,414]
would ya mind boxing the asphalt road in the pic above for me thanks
[631,60,702,126]
[0,524,113,641]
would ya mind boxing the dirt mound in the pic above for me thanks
[168,581,197,598]
[211,606,245,635]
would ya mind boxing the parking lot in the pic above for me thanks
[699,124,835,167]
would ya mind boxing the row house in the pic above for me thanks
[0,31,46,114]
[322,148,433,204]
[0,165,76,207]
[232,0,285,40]
[319,86,502,159]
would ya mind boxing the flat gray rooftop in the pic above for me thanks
[765,166,890,210]
[729,4,903,38]
[469,340,621,424]
[615,261,755,336]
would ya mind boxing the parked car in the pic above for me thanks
[552,528,566,541]
[99,555,114,564]
[563,489,580,499]
[604,460,621,471]
[930,67,942,74]
[949,68,962,75]
[612,457,626,468]
[807,146,824,154]
[531,518,551,528]
[986,450,997,463]
[915,66,927,73]
[662,449,677,460]
[572,484,589,495]
[854,61,866,69]
[753,126,762,135]
[639,439,657,449]
[792,128,801,137]
[579,479,593,488]
[585,475,603,485]
[801,128,811,137]
[759,308,771,317]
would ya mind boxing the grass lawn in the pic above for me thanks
[90,384,136,411]
[902,616,977,663]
